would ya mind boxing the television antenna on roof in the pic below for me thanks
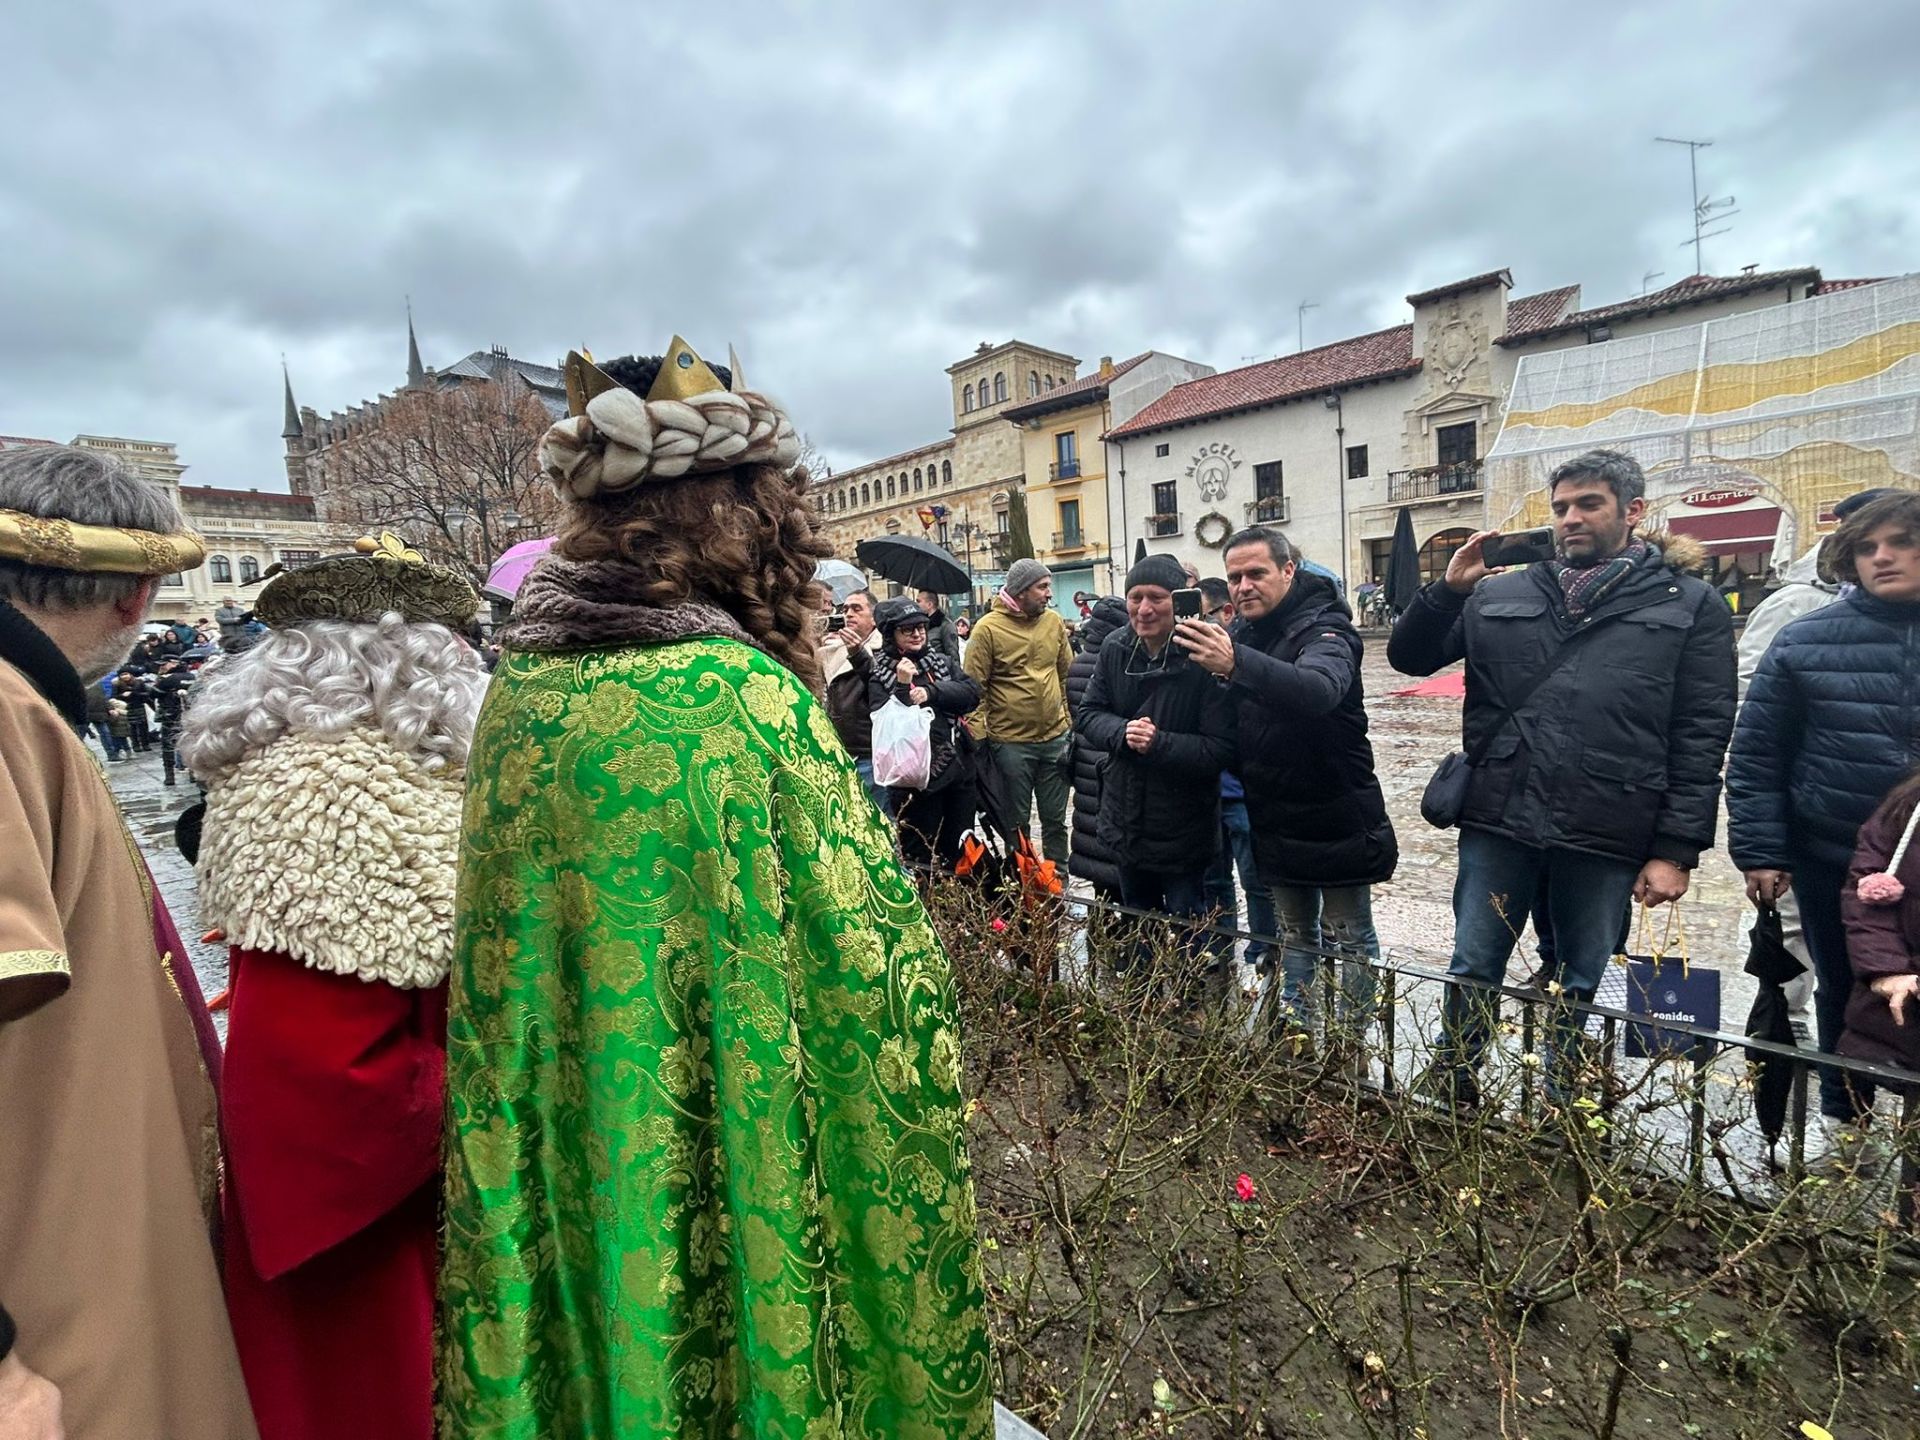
[1297,301,1320,353]
[1655,137,1738,275]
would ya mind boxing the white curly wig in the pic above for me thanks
[178,612,490,782]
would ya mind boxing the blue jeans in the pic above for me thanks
[1117,867,1210,973]
[1271,883,1380,1030]
[853,757,894,819]
[93,722,127,759]
[1441,829,1639,1077]
[1204,799,1274,968]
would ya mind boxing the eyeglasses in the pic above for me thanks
[1203,606,1229,621]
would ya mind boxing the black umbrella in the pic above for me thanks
[854,536,969,595]
[1741,904,1805,1147]
[1383,505,1421,612]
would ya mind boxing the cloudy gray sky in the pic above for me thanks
[3,0,1916,488]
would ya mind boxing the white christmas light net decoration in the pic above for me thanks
[1486,275,1920,558]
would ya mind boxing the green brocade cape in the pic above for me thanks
[440,638,992,1439]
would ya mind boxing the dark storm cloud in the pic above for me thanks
[1,0,1914,484]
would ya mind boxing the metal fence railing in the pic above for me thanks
[931,873,1920,1230]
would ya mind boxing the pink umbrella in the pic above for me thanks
[482,536,556,602]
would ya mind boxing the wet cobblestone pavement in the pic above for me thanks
[100,741,227,1030]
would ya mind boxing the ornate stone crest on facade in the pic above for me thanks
[1186,441,1240,503]
[1431,298,1479,391]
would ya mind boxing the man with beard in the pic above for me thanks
[0,443,255,1439]
[963,557,1074,864]
[1389,449,1734,1101]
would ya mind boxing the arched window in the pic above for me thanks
[861,482,870,505]
[888,476,898,498]
[1028,370,1040,396]
[994,372,1007,403]
[1045,375,1055,390]
[941,460,952,486]
[1419,527,1476,584]
[209,554,232,583]
[963,384,974,411]
[839,488,849,510]
[238,556,260,583]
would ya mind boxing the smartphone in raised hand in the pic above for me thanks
[1481,527,1555,568]
[1172,587,1203,619]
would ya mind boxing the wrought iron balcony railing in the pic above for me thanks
[1050,459,1081,480]
[1244,496,1289,523]
[1145,512,1181,538]
[1386,461,1483,502]
[1050,530,1087,552]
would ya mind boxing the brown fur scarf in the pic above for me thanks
[505,555,771,657]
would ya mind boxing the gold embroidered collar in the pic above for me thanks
[0,507,207,575]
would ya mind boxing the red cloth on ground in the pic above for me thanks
[218,946,446,1440]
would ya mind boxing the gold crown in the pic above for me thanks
[562,336,734,417]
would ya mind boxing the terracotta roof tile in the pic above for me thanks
[1811,277,1886,294]
[1497,269,1820,345]
[179,486,316,510]
[1405,269,1512,306]
[1001,352,1151,421]
[1501,285,1580,339]
[1108,328,1416,439]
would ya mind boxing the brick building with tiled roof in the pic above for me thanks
[1101,265,1831,593]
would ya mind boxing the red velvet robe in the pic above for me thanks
[219,945,446,1440]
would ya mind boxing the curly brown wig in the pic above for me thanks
[554,460,831,691]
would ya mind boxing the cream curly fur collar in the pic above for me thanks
[196,728,462,988]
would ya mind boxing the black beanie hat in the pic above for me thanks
[1125,554,1187,594]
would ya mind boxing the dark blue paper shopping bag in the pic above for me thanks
[1623,955,1721,1059]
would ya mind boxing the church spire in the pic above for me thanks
[281,359,303,439]
[406,298,426,388]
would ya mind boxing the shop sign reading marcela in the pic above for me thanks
[1186,442,1240,503]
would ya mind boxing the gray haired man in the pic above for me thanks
[0,444,258,1439]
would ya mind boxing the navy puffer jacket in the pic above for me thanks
[1727,588,1920,873]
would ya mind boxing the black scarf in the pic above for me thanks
[0,596,87,731]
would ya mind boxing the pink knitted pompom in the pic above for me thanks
[1858,872,1907,905]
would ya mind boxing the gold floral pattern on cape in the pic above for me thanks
[439,638,992,1439]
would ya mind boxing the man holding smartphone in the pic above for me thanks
[1388,448,1735,1103]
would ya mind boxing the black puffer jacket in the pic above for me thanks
[1229,571,1397,887]
[1388,533,1735,868]
[1727,588,1920,873]
[867,641,981,794]
[1066,598,1129,892]
[1074,625,1234,874]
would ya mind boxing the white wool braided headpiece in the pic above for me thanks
[540,384,801,500]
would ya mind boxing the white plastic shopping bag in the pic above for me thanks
[871,697,934,789]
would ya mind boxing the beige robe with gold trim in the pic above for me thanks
[0,658,257,1439]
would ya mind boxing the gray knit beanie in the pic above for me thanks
[1005,557,1051,597]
